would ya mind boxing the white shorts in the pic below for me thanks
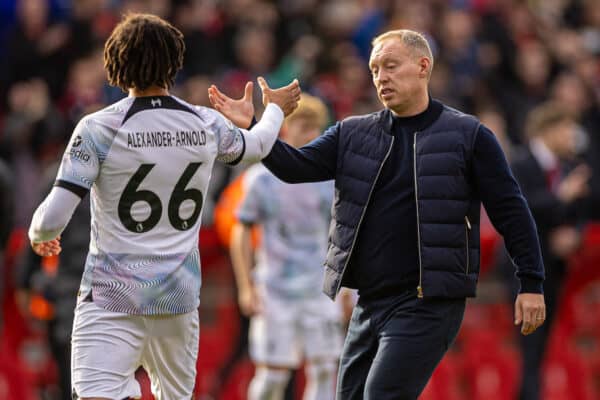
[249,293,343,367]
[71,301,199,399]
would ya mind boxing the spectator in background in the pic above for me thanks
[509,102,591,400]
[1,78,66,228]
[229,95,345,400]
[0,159,14,325]
[16,163,90,400]
[3,0,72,99]
[477,107,512,160]
[549,70,600,221]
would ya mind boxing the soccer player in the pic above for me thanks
[27,13,300,400]
[229,95,344,400]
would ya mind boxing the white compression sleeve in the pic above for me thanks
[240,103,285,163]
[28,186,83,243]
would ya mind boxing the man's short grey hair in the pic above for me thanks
[372,29,434,77]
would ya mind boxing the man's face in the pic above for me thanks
[369,39,427,114]
[547,120,578,159]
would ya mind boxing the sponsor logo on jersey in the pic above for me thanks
[69,147,91,162]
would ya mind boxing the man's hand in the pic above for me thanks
[208,81,255,129]
[514,293,546,335]
[31,236,61,257]
[257,77,301,117]
[557,164,591,204]
[238,285,262,317]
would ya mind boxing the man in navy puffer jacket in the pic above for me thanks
[209,29,546,400]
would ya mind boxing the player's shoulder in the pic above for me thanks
[79,97,135,132]
[174,97,220,123]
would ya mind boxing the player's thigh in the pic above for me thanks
[363,298,465,400]
[301,298,344,362]
[141,309,200,400]
[71,301,145,400]
[249,295,301,368]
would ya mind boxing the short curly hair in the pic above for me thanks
[104,13,185,92]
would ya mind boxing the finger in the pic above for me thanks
[521,321,534,335]
[209,87,228,103]
[284,78,300,90]
[514,302,523,325]
[208,94,222,109]
[209,85,231,104]
[522,304,535,328]
[243,81,254,101]
[208,93,217,108]
[257,76,271,92]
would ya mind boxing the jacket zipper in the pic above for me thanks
[413,132,424,298]
[333,136,395,297]
[465,215,471,274]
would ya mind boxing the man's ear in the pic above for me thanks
[419,57,431,79]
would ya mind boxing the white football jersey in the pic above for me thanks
[57,95,246,315]
[237,164,334,299]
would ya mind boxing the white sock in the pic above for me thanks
[248,367,291,400]
[303,361,337,400]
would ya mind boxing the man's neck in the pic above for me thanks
[390,93,430,117]
[129,86,169,97]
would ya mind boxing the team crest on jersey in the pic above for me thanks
[151,98,162,108]
[72,135,82,147]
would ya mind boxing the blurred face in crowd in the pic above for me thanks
[284,116,322,148]
[544,120,578,159]
[369,38,430,116]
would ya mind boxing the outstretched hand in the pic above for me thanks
[514,293,546,335]
[31,236,61,257]
[208,81,255,129]
[208,78,302,128]
[257,77,301,117]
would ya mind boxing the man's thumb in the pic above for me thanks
[243,81,254,101]
[257,76,270,92]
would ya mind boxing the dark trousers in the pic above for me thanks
[336,290,465,400]
[47,319,71,400]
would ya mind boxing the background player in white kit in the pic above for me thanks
[226,95,345,400]
[27,13,300,400]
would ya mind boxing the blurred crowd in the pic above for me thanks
[1,0,600,227]
[1,0,600,399]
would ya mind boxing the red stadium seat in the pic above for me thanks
[542,343,596,400]
[420,351,463,400]
[0,354,36,400]
[461,329,520,400]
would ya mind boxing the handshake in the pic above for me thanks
[208,77,301,128]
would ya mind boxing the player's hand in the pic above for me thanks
[31,236,62,257]
[514,293,546,335]
[208,81,255,129]
[257,77,301,117]
[238,286,262,316]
